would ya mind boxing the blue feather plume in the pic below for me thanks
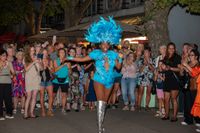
[85,16,122,45]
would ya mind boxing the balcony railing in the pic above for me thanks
[84,0,145,17]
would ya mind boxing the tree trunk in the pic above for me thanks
[25,11,35,35]
[64,1,76,28]
[36,0,46,34]
[144,0,172,56]
[64,0,93,29]
[25,0,36,35]
[30,14,36,35]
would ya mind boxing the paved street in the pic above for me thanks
[0,108,195,133]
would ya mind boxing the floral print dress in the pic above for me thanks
[137,58,154,87]
[12,60,25,97]
[67,62,81,103]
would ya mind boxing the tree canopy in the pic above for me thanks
[0,0,93,35]
[143,0,200,55]
[0,0,69,26]
[0,0,28,26]
[154,0,200,13]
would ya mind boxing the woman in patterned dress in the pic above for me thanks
[68,48,81,112]
[137,46,154,110]
[12,51,25,114]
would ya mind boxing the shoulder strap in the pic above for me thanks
[172,72,180,82]
[33,63,39,73]
[26,62,37,72]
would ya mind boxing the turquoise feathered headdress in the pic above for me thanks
[85,16,122,46]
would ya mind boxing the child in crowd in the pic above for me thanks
[86,71,96,111]
[154,60,165,117]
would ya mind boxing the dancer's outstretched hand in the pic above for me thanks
[118,53,123,58]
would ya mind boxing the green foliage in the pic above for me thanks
[178,0,200,13]
[154,0,176,9]
[0,0,28,26]
[0,0,69,26]
[153,0,200,13]
[143,0,200,23]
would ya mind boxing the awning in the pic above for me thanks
[55,21,140,38]
[27,30,58,42]
[27,20,141,42]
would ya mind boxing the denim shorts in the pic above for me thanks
[40,81,53,87]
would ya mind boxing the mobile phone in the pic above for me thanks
[37,54,43,59]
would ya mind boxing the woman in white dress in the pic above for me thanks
[24,45,41,119]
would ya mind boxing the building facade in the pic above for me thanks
[81,0,144,24]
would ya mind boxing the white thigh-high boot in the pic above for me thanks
[97,100,106,133]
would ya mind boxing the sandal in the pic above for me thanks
[47,110,54,117]
[23,116,29,120]
[41,111,46,117]
[30,115,39,118]
[13,109,17,114]
[122,106,129,111]
[170,117,178,122]
[161,116,169,120]
[21,109,25,114]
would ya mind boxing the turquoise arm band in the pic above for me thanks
[67,56,74,60]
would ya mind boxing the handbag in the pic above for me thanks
[57,77,67,83]
[50,73,57,80]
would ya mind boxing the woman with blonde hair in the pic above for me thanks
[121,52,137,111]
[12,50,25,114]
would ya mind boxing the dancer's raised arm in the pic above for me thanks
[68,55,92,62]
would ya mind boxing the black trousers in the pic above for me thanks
[0,84,13,117]
[179,90,184,112]
[184,89,200,124]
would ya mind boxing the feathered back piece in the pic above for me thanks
[85,16,122,45]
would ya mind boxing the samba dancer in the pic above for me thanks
[68,16,123,133]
